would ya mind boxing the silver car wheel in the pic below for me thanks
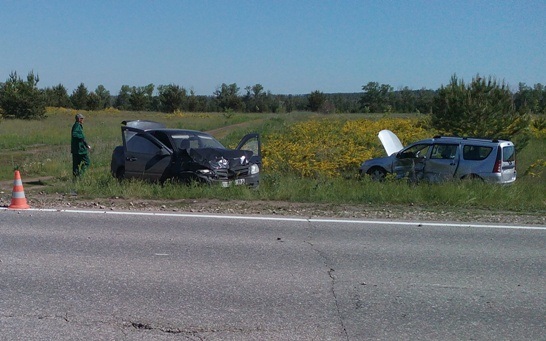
[368,167,386,181]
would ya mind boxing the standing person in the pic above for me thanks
[71,113,91,177]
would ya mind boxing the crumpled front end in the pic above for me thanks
[359,156,393,174]
[188,148,260,187]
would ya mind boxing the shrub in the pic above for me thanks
[432,74,530,149]
[0,71,46,119]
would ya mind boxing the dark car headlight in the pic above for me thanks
[250,164,260,175]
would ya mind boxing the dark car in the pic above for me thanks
[110,120,261,187]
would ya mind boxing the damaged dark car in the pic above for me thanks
[110,120,261,187]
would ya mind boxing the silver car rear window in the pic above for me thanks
[503,146,515,162]
[462,145,492,160]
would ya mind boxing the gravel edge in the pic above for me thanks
[4,191,544,226]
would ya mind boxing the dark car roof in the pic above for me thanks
[122,120,212,136]
[151,128,213,136]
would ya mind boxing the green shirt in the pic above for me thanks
[71,121,88,154]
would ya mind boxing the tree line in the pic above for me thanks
[0,71,544,121]
[0,70,541,150]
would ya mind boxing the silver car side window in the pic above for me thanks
[462,145,492,160]
[430,144,458,159]
[398,144,430,159]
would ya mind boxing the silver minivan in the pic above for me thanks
[360,130,516,183]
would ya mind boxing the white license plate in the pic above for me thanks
[234,179,246,185]
[221,179,246,187]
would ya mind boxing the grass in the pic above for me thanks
[1,109,544,214]
[48,172,544,213]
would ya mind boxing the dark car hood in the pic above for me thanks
[188,148,254,169]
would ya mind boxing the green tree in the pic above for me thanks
[128,84,154,111]
[43,83,71,108]
[360,82,394,113]
[70,83,89,110]
[432,74,530,149]
[187,89,198,112]
[330,93,361,113]
[185,89,208,112]
[94,85,111,109]
[114,85,131,110]
[158,84,187,113]
[514,83,545,115]
[86,92,101,110]
[214,83,242,111]
[414,88,436,114]
[0,71,46,119]
[395,86,416,113]
[243,84,272,112]
[307,90,325,112]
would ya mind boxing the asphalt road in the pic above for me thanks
[1,209,545,340]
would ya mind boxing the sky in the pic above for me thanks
[1,0,545,96]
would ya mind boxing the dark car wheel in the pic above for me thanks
[367,167,387,181]
[115,167,125,180]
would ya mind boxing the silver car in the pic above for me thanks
[359,130,516,183]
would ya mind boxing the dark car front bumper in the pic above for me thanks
[203,172,260,188]
[213,174,260,187]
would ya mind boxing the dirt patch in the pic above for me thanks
[206,118,266,139]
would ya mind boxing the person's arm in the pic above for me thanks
[72,124,90,148]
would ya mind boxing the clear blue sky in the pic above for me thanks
[1,0,544,95]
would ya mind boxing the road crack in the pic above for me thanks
[128,321,267,340]
[305,232,349,340]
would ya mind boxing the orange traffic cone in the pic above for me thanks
[8,170,30,209]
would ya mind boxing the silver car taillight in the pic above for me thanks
[492,148,502,173]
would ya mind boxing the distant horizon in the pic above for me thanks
[1,1,544,96]
[5,69,540,97]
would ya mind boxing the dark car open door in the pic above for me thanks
[236,133,261,166]
[122,126,172,181]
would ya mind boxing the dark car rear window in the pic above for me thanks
[503,146,515,162]
[463,145,492,160]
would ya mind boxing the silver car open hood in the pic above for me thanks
[378,129,404,156]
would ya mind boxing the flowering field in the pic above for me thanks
[526,117,546,178]
[262,117,432,177]
[1,111,544,213]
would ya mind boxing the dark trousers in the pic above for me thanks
[72,153,91,177]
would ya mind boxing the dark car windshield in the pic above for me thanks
[169,132,225,151]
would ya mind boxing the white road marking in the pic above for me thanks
[2,207,545,230]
